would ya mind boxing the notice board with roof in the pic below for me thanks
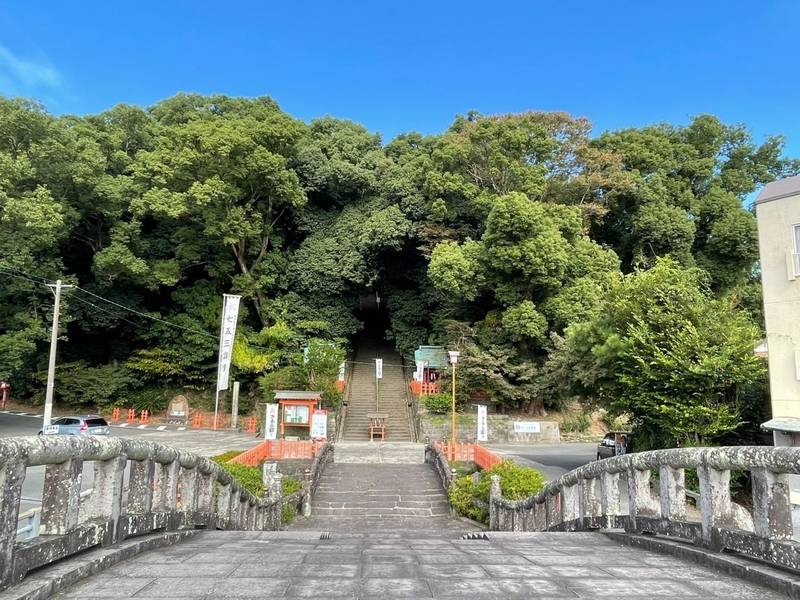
[274,390,322,438]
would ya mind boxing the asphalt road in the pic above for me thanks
[1,411,261,516]
[488,442,597,481]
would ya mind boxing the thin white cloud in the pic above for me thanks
[0,45,62,94]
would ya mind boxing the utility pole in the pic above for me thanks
[43,280,72,430]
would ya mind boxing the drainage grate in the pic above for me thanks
[461,532,489,541]
[319,532,332,540]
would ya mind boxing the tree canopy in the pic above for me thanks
[0,94,795,445]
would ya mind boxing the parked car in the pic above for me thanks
[39,415,110,436]
[596,431,633,460]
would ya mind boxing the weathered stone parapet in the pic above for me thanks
[0,435,293,591]
[487,445,800,572]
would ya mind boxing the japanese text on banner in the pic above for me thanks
[216,294,241,392]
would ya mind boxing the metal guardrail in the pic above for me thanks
[0,436,285,591]
[488,446,800,571]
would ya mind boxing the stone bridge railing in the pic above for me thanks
[489,446,800,570]
[0,436,285,591]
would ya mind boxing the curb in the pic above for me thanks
[0,530,201,600]
[603,530,800,599]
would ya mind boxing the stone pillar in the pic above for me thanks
[581,477,603,522]
[561,484,581,527]
[127,459,155,514]
[82,455,126,541]
[545,491,562,529]
[751,467,793,541]
[533,501,547,530]
[216,484,231,527]
[156,461,179,512]
[177,466,198,512]
[196,472,217,515]
[600,471,621,526]
[626,467,659,532]
[41,458,83,535]
[0,461,26,587]
[698,463,732,547]
[488,475,501,530]
[658,465,686,521]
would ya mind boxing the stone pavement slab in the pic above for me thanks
[51,530,789,599]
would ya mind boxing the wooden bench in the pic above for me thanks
[367,413,388,440]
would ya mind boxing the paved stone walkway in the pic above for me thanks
[52,531,787,599]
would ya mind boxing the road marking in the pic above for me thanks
[157,425,167,431]
[35,414,43,418]
[137,425,148,429]
[17,412,28,415]
[119,423,129,428]
[178,427,186,431]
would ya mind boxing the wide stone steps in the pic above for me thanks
[288,460,474,532]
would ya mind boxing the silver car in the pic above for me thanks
[39,415,110,436]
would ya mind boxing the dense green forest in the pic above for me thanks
[1,94,797,447]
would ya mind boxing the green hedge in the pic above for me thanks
[423,392,452,414]
[449,460,546,524]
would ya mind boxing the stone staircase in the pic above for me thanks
[341,339,412,442]
[290,443,473,533]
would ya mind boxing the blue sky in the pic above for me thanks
[1,1,798,157]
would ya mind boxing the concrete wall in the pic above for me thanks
[420,413,560,444]
[757,193,800,420]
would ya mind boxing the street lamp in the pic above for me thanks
[448,350,460,460]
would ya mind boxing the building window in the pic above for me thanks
[791,225,800,278]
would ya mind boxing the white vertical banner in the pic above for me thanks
[310,409,328,440]
[216,294,241,392]
[338,361,346,383]
[375,358,383,379]
[264,403,279,440]
[477,404,488,442]
[414,360,424,382]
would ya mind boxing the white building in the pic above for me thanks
[756,175,800,452]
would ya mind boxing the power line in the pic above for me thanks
[73,286,218,341]
[68,294,144,330]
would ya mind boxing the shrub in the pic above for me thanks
[210,451,244,463]
[423,392,451,414]
[449,475,488,523]
[561,412,591,433]
[211,452,263,497]
[449,460,546,524]
[282,503,297,524]
[282,476,302,495]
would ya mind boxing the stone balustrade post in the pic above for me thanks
[127,458,155,514]
[626,466,659,532]
[155,461,179,512]
[658,465,686,521]
[488,474,501,530]
[177,466,198,513]
[581,476,603,524]
[216,483,232,527]
[0,461,26,587]
[533,501,547,530]
[41,458,83,535]
[697,462,732,547]
[82,455,127,541]
[600,471,620,527]
[561,484,581,528]
[545,491,562,529]
[751,467,793,541]
[196,472,217,515]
